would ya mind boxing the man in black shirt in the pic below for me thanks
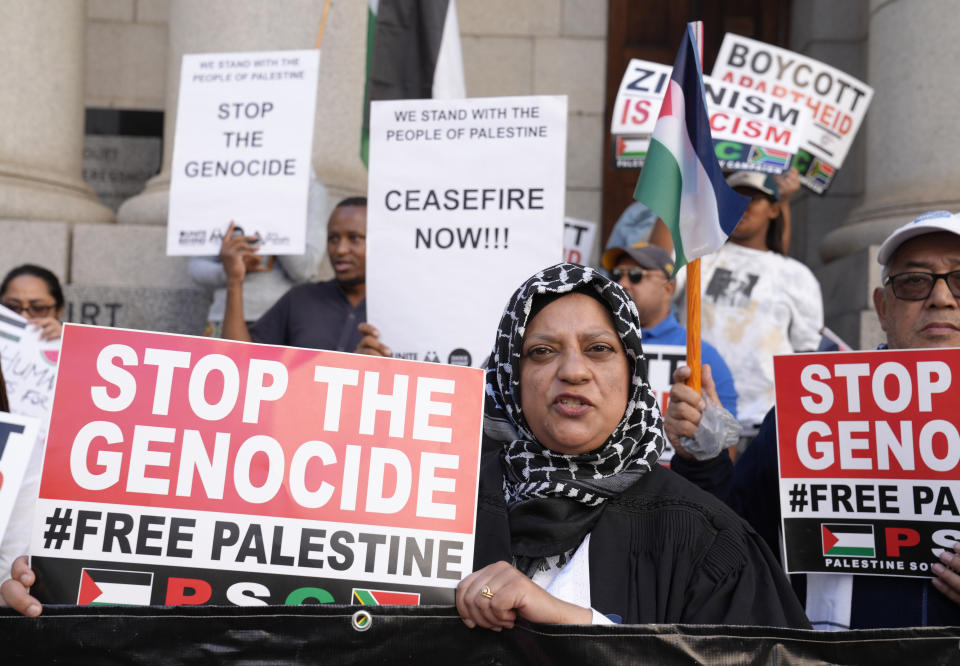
[220,197,367,351]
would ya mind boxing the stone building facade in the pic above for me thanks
[0,0,952,349]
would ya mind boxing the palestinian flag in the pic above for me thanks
[821,524,876,558]
[77,568,154,606]
[0,305,27,344]
[633,23,749,269]
[361,0,465,166]
[352,588,421,606]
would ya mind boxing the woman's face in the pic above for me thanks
[1,275,61,320]
[519,293,630,456]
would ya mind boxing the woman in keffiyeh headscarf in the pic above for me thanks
[457,263,808,629]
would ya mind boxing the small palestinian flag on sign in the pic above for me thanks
[0,306,27,344]
[352,588,421,606]
[821,524,876,558]
[78,568,154,606]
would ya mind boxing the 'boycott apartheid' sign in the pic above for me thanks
[31,325,484,606]
[610,59,807,173]
[713,34,873,193]
[167,49,320,256]
[367,96,566,367]
[775,349,960,579]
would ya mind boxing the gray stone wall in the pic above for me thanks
[788,0,878,348]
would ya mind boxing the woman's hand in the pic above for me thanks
[455,561,591,630]
[0,556,41,617]
[29,316,62,341]
[773,167,801,202]
[354,323,392,357]
[664,364,720,460]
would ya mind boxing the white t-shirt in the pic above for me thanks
[676,243,823,429]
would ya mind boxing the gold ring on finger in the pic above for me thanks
[480,585,495,600]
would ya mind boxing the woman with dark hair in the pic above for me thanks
[455,263,808,628]
[0,265,65,341]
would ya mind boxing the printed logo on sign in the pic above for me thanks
[393,351,418,360]
[821,524,875,558]
[447,348,472,366]
[263,232,291,246]
[807,158,835,190]
[352,588,421,606]
[179,230,206,246]
[748,146,791,171]
[78,568,154,606]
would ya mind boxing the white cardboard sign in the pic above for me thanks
[712,33,873,190]
[611,58,808,173]
[167,49,321,256]
[0,411,41,544]
[0,304,58,426]
[563,217,597,266]
[367,95,567,367]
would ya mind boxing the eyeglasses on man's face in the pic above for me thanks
[884,270,960,301]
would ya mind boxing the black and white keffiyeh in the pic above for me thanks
[484,262,665,511]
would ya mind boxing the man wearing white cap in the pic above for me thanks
[664,210,960,629]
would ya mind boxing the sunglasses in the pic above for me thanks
[1,301,57,318]
[884,271,960,301]
[611,267,661,284]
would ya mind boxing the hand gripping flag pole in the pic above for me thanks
[633,21,749,394]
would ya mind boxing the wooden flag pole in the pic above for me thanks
[686,20,704,395]
[314,0,333,49]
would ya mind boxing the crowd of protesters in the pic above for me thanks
[0,171,959,632]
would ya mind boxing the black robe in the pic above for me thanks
[473,453,810,627]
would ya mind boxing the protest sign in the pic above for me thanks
[0,411,41,544]
[703,77,806,174]
[775,349,960,579]
[610,59,807,173]
[712,34,873,193]
[0,304,59,424]
[563,218,597,266]
[644,344,690,465]
[610,60,674,136]
[367,96,566,367]
[167,49,320,256]
[31,324,484,606]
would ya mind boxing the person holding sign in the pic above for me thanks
[601,241,738,419]
[188,175,329,336]
[0,265,65,341]
[670,171,823,441]
[664,210,960,628]
[219,197,367,351]
[457,263,807,629]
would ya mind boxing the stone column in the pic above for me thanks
[0,0,113,223]
[822,0,960,259]
[117,0,369,226]
[815,0,960,348]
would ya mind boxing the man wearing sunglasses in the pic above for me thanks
[601,241,738,421]
[664,210,960,629]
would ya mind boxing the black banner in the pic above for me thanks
[0,605,958,664]
[784,517,957,579]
